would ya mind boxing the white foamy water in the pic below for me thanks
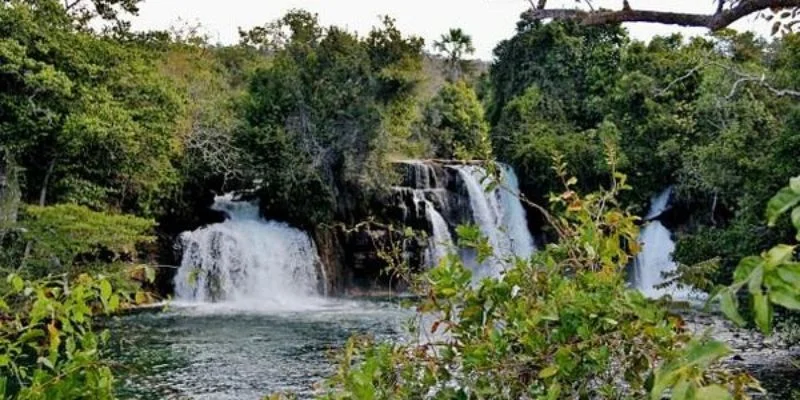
[498,164,536,259]
[418,190,454,266]
[174,194,324,311]
[452,164,535,278]
[633,188,692,299]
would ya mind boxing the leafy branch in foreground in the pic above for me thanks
[715,176,800,334]
[0,271,154,399]
[313,159,757,400]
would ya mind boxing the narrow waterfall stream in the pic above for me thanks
[498,164,536,259]
[394,160,535,277]
[451,164,535,277]
[414,190,454,266]
[632,188,692,299]
[174,194,324,310]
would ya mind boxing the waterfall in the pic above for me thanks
[174,194,323,310]
[632,188,691,299]
[452,164,535,277]
[416,191,454,266]
[498,164,536,259]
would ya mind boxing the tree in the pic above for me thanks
[433,28,475,81]
[422,81,491,158]
[488,19,625,127]
[0,150,20,239]
[62,0,141,26]
[237,12,425,227]
[526,0,800,34]
[0,1,183,216]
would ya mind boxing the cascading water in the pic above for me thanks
[174,194,323,310]
[452,164,535,277]
[413,190,454,266]
[632,188,691,299]
[498,164,536,259]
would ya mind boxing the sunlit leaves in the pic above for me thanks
[1,273,135,399]
[718,288,746,327]
[22,204,155,272]
[718,176,800,334]
[455,224,493,263]
[651,339,731,400]
[422,81,491,159]
[766,187,800,226]
[320,172,751,400]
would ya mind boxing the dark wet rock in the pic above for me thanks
[314,160,484,296]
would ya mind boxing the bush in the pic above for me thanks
[19,204,155,277]
[313,168,756,399]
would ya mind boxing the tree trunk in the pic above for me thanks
[21,157,56,267]
[39,158,56,207]
[0,150,21,242]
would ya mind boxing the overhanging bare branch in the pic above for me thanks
[524,0,800,31]
[654,59,800,99]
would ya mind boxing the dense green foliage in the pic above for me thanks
[715,176,800,334]
[1,0,800,398]
[0,0,183,215]
[421,80,490,158]
[488,20,800,281]
[236,11,427,226]
[0,271,153,399]
[18,204,155,275]
[316,169,757,400]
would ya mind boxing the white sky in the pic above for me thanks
[131,0,772,60]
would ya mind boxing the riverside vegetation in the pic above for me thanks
[1,0,800,399]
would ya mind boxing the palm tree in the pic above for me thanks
[433,28,476,81]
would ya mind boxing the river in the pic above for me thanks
[107,299,412,400]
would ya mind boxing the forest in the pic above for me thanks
[1,0,800,398]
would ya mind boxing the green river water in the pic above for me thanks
[108,299,411,400]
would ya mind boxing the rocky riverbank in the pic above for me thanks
[683,309,799,399]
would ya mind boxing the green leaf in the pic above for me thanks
[766,187,800,226]
[109,294,120,311]
[769,287,800,310]
[792,207,800,241]
[538,365,559,378]
[672,380,694,400]
[695,385,733,400]
[145,266,156,283]
[765,245,795,269]
[685,339,730,368]
[733,257,761,284]
[753,292,773,334]
[18,330,45,344]
[748,266,764,295]
[791,176,800,194]
[8,274,24,293]
[100,279,112,301]
[776,263,800,288]
[718,290,745,327]
[36,356,54,370]
[651,364,681,400]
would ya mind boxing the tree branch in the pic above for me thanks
[64,0,82,11]
[655,59,800,99]
[524,0,800,31]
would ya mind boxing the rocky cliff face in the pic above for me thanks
[313,160,537,295]
[164,160,537,298]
